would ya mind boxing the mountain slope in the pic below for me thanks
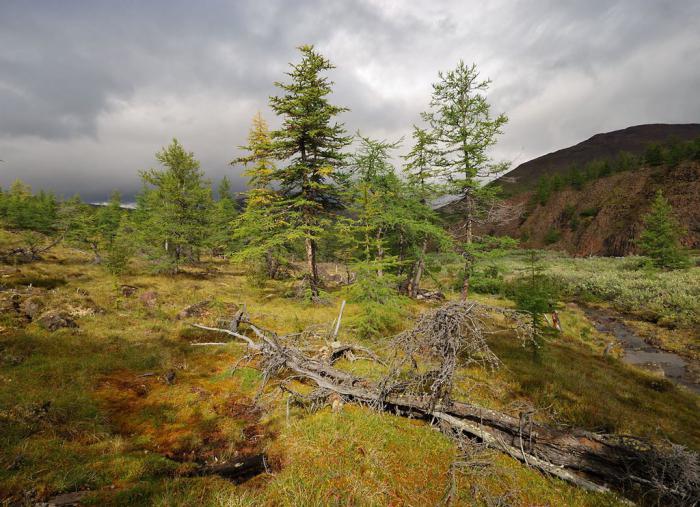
[483,161,700,256]
[496,123,700,194]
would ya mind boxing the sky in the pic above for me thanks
[1,0,699,202]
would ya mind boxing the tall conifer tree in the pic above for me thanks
[268,45,352,297]
[137,139,212,273]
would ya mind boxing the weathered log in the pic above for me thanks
[193,317,698,504]
[191,454,268,483]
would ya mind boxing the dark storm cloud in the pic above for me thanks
[1,0,699,201]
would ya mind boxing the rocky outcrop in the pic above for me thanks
[475,161,700,256]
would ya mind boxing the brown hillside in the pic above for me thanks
[496,123,700,194]
[481,161,700,256]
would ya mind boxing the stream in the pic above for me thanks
[581,306,700,395]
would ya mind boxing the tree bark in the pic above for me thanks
[376,228,384,278]
[305,237,319,297]
[191,454,268,482]
[407,239,428,298]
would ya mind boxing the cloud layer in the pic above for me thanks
[1,0,699,201]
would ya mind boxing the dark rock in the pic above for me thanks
[120,285,138,297]
[176,299,211,319]
[415,289,446,302]
[20,296,45,321]
[164,369,177,385]
[36,311,78,331]
[139,291,158,308]
[41,490,91,506]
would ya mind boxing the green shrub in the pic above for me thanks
[347,263,407,340]
[579,207,599,218]
[544,228,561,245]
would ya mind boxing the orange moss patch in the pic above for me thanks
[94,365,272,465]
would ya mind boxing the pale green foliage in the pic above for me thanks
[61,192,124,263]
[347,262,407,340]
[425,61,508,191]
[403,125,440,201]
[346,134,452,270]
[0,179,58,234]
[423,61,508,249]
[231,114,299,278]
[136,139,213,273]
[469,251,700,328]
[104,215,136,276]
[208,177,238,256]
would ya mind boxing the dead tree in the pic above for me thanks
[193,301,699,505]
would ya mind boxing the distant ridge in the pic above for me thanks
[496,123,700,193]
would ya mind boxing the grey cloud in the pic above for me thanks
[0,0,699,201]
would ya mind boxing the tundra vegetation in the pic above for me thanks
[0,46,698,506]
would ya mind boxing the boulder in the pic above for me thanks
[415,289,446,302]
[139,291,158,309]
[36,311,78,331]
[120,285,138,297]
[19,296,45,321]
[176,299,211,319]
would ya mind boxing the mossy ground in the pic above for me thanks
[0,238,697,505]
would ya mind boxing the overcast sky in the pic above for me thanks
[1,0,699,201]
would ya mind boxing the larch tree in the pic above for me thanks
[426,61,508,241]
[137,139,213,273]
[638,190,690,269]
[268,45,352,298]
[402,125,440,297]
[208,176,238,257]
[424,61,508,298]
[231,112,297,280]
[347,134,451,293]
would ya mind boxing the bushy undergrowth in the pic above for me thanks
[441,251,700,329]
[346,264,408,340]
[547,256,700,328]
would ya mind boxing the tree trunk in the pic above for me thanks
[265,250,279,279]
[375,228,385,278]
[460,258,471,301]
[407,240,428,298]
[464,191,474,245]
[305,237,319,297]
[194,317,699,504]
[91,243,102,264]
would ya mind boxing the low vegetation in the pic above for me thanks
[532,136,700,206]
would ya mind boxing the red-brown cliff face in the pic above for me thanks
[480,161,700,256]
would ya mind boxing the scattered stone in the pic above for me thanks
[66,298,105,317]
[39,490,91,506]
[415,289,446,302]
[120,285,137,297]
[36,311,78,331]
[139,291,158,309]
[20,296,45,321]
[164,369,177,385]
[0,292,21,314]
[176,299,211,319]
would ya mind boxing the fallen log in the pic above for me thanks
[193,306,699,505]
[191,454,268,483]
